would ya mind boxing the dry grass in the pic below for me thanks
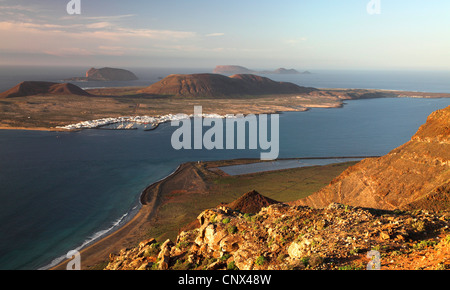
[0,87,345,129]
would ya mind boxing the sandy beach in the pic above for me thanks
[51,163,193,270]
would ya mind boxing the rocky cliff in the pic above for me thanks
[138,73,316,98]
[293,105,450,212]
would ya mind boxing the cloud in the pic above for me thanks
[85,22,113,29]
[0,20,199,56]
[286,37,307,45]
[43,47,94,57]
[113,27,197,40]
[205,32,225,37]
[59,14,136,21]
[0,20,196,40]
[0,4,42,13]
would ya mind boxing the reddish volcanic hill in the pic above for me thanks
[226,190,281,214]
[138,73,316,98]
[0,81,91,98]
[229,74,306,95]
[293,105,450,212]
[181,190,280,232]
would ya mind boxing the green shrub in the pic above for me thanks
[172,259,195,270]
[444,235,450,245]
[209,214,217,223]
[227,225,238,234]
[255,255,266,266]
[144,243,161,257]
[220,253,231,262]
[300,256,310,267]
[414,240,437,250]
[227,261,238,270]
[338,263,365,270]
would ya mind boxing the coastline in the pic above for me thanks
[50,163,186,270]
[50,157,372,270]
[1,92,449,133]
[0,106,315,133]
[3,97,344,269]
[7,93,448,270]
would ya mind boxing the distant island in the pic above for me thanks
[65,67,139,82]
[213,65,311,75]
[138,73,316,98]
[1,72,449,131]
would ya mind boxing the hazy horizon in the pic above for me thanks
[1,1,449,71]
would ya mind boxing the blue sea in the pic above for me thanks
[0,67,449,270]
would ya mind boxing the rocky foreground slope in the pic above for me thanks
[105,202,449,270]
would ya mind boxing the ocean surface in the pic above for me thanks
[0,67,450,270]
[0,66,450,93]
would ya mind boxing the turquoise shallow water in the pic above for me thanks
[0,97,449,269]
[218,158,366,176]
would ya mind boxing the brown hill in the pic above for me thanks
[85,67,138,81]
[225,190,280,214]
[181,190,280,232]
[293,105,450,212]
[272,68,300,74]
[64,67,138,81]
[0,81,91,98]
[138,73,316,98]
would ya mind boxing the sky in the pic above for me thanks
[0,0,449,70]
